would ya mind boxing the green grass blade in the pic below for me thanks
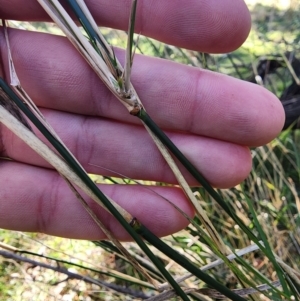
[66,0,118,70]
[234,252,289,299]
[19,248,154,289]
[66,0,103,48]
[243,186,291,296]
[137,224,247,301]
[139,109,293,297]
[0,77,190,301]
[286,275,300,300]
[138,109,263,245]
[93,240,164,280]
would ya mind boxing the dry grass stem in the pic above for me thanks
[35,0,230,259]
[0,102,132,222]
[4,20,145,235]
[3,25,146,271]
[144,125,229,255]
[158,242,262,291]
[75,0,112,51]
[3,22,135,221]
[37,0,143,114]
[275,255,300,287]
[0,240,154,289]
[124,0,137,91]
[149,280,282,301]
[64,177,159,289]
[281,51,300,85]
[4,20,82,152]
[3,9,226,296]
[0,97,161,287]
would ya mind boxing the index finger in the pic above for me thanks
[0,0,251,52]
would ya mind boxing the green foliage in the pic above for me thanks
[1,1,300,300]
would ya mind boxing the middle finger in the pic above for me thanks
[0,29,284,146]
[1,108,252,188]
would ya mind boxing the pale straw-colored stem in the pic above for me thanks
[0,103,132,222]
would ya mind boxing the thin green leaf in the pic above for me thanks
[66,0,118,73]
[0,76,191,301]
[242,185,291,297]
[138,109,263,246]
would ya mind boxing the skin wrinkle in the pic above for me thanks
[2,126,16,158]
[186,69,205,134]
[189,69,216,136]
[157,152,175,186]
[41,177,77,235]
[81,117,118,172]
[89,71,107,117]
[0,165,34,229]
[84,200,111,239]
[91,82,122,120]
[0,161,120,239]
[138,0,154,35]
[74,114,93,167]
[36,171,61,234]
[0,122,5,156]
[90,0,133,28]
[43,112,92,169]
[138,186,190,236]
[104,184,121,237]
[87,184,135,240]
[83,128,99,172]
[56,190,106,239]
[0,30,10,86]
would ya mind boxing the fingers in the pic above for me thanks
[1,108,252,188]
[0,0,251,52]
[0,161,194,240]
[0,29,285,146]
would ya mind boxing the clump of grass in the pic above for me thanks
[0,1,299,300]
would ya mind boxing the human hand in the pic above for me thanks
[0,0,284,240]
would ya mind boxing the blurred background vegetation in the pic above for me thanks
[0,0,300,300]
